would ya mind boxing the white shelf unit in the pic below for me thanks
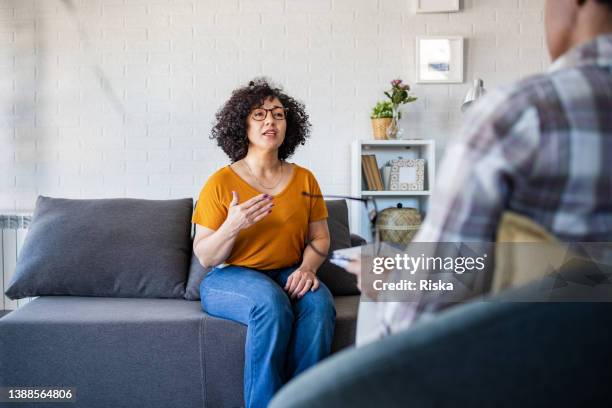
[350,139,436,240]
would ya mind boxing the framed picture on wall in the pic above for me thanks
[414,0,460,13]
[416,36,464,84]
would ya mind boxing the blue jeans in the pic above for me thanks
[200,264,336,408]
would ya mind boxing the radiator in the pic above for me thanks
[1,214,33,311]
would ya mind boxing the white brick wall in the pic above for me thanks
[0,0,548,210]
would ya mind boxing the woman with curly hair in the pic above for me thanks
[192,78,335,408]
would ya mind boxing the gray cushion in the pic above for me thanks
[185,200,209,301]
[184,252,212,300]
[317,200,360,296]
[5,196,192,299]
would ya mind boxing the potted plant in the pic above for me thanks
[370,101,394,140]
[384,79,417,139]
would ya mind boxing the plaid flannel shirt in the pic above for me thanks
[378,34,612,337]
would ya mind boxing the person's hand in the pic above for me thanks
[284,266,319,299]
[223,191,273,234]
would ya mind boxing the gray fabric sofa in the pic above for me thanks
[0,197,364,408]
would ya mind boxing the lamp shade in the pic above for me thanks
[461,78,486,112]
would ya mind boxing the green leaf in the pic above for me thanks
[370,100,394,118]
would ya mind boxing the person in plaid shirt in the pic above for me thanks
[347,0,612,338]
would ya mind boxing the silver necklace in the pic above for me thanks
[243,159,284,190]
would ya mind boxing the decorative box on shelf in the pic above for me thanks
[351,139,436,239]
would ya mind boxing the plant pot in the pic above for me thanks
[371,118,392,140]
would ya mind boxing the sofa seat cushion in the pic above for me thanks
[0,295,359,408]
[0,297,206,408]
[332,295,360,351]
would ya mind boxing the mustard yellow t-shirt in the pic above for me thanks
[192,164,328,270]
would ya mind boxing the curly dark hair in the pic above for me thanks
[210,78,311,162]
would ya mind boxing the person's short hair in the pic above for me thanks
[593,0,612,8]
[211,78,311,162]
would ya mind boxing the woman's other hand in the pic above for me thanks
[223,191,273,235]
[284,266,319,299]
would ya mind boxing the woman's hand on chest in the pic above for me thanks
[223,191,274,235]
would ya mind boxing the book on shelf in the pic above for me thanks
[361,154,384,191]
[361,155,375,190]
[365,155,377,190]
[369,155,385,190]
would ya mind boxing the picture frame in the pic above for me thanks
[416,36,464,84]
[389,159,425,191]
[414,0,460,13]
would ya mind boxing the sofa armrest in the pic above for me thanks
[350,233,366,247]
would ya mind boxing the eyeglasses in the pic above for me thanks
[251,107,288,121]
[301,192,381,261]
